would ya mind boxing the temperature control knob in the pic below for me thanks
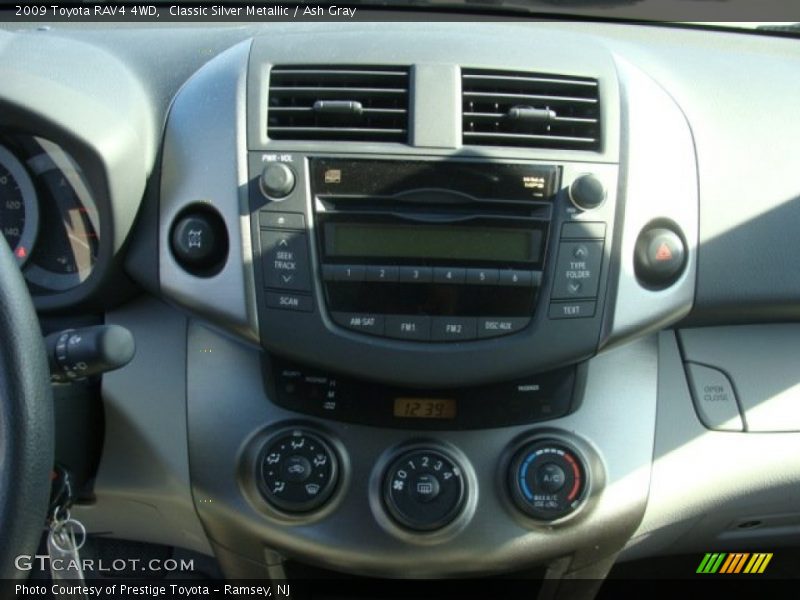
[260,163,296,199]
[384,448,465,531]
[258,429,338,513]
[509,439,587,521]
[569,174,606,211]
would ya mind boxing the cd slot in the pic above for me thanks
[317,196,552,220]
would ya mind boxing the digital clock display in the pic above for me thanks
[394,397,457,420]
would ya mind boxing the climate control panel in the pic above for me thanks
[247,424,592,529]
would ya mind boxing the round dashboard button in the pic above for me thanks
[258,430,338,513]
[509,440,587,521]
[634,226,687,288]
[535,462,566,494]
[260,163,296,199]
[282,455,313,483]
[383,449,465,532]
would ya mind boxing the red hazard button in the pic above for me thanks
[634,226,687,288]
[654,242,673,262]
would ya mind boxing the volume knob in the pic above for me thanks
[260,163,296,199]
[569,174,606,211]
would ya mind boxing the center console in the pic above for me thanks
[153,27,699,587]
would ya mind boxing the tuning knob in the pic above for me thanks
[569,174,606,211]
[260,163,296,200]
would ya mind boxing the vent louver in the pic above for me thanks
[268,66,409,143]
[462,69,601,151]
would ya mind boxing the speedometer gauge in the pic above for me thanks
[23,139,100,292]
[0,144,38,266]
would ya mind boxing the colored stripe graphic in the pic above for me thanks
[697,553,726,574]
[744,553,773,574]
[720,553,749,574]
[697,552,773,574]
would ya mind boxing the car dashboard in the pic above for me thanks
[2,15,800,590]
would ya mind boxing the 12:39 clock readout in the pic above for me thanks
[394,397,457,419]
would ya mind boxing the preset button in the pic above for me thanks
[365,265,399,283]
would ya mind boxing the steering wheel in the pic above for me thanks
[0,234,54,578]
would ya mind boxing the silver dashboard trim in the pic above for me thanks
[159,39,259,342]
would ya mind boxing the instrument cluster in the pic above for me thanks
[0,135,100,295]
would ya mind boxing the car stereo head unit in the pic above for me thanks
[249,153,616,386]
[312,159,558,341]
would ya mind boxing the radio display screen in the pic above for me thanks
[325,223,540,263]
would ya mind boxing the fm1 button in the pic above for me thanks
[634,226,687,288]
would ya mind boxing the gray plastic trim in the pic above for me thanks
[622,330,800,560]
[680,326,800,433]
[602,56,698,347]
[159,39,259,342]
[410,65,460,149]
[73,297,212,556]
[187,322,656,576]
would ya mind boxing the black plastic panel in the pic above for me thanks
[268,357,577,430]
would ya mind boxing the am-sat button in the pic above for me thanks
[331,312,385,335]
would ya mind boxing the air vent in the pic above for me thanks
[462,69,601,150]
[268,66,409,143]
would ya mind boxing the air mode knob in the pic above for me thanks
[258,429,338,513]
[260,162,296,199]
[569,174,606,211]
[509,439,587,521]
